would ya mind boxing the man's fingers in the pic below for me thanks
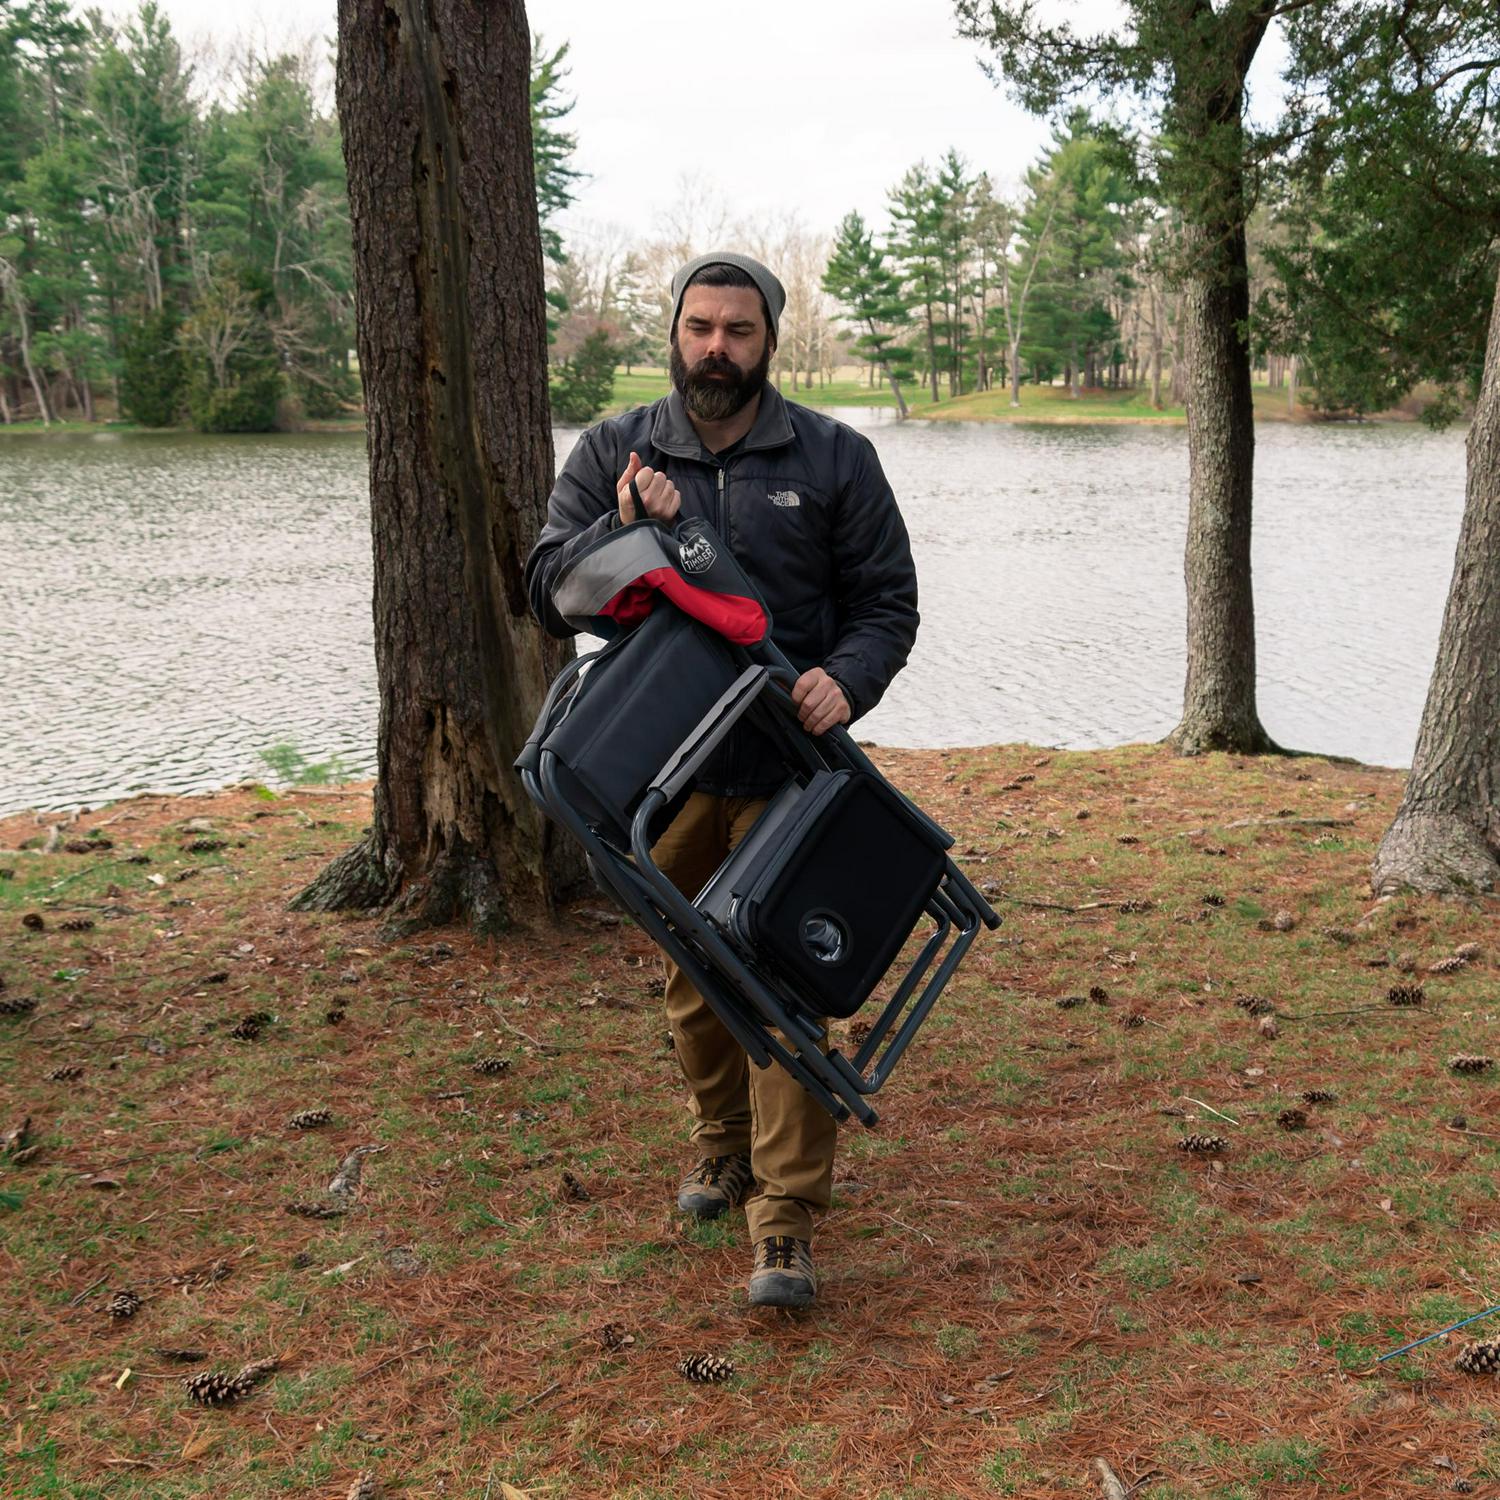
[790,673,814,707]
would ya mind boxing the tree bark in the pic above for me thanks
[1371,266,1500,895]
[296,0,582,936]
[1167,214,1277,755]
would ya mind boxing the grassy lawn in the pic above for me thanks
[3,745,1499,1497]
[606,367,897,418]
[915,381,1312,425]
[606,371,1319,426]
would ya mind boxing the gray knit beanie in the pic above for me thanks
[670,251,786,346]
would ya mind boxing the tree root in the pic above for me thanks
[288,835,399,914]
[1371,810,1500,896]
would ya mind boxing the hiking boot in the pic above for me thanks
[676,1152,754,1220]
[748,1235,816,1308]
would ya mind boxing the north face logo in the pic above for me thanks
[678,534,717,574]
[769,490,801,508]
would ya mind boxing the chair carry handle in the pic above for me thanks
[650,663,770,804]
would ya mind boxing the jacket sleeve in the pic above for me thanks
[523,425,620,638]
[821,431,919,722]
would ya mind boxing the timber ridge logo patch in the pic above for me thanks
[678,533,717,574]
[769,490,801,508]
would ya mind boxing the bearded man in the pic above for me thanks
[524,251,918,1308]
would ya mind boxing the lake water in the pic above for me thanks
[1,411,1466,816]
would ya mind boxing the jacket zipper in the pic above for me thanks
[713,462,738,790]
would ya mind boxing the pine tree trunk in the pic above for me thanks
[297,0,582,935]
[1372,267,1500,894]
[1167,215,1276,755]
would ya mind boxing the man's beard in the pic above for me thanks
[670,339,772,421]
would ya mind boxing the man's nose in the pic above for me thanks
[704,327,730,357]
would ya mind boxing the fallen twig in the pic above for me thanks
[992,889,1130,914]
[506,1379,561,1417]
[357,1341,435,1381]
[1376,1303,1500,1363]
[1179,1097,1240,1126]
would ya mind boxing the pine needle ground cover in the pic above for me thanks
[2,745,1498,1499]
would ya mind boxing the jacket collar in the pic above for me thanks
[649,381,796,460]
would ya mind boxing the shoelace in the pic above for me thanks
[756,1236,806,1271]
[700,1155,738,1185]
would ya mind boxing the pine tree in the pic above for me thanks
[822,211,913,417]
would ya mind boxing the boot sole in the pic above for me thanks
[748,1273,816,1309]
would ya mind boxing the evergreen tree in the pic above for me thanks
[550,325,617,423]
[888,161,947,403]
[957,0,1294,755]
[822,210,913,417]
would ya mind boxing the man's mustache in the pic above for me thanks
[691,355,743,381]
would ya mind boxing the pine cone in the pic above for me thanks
[285,1199,348,1219]
[325,1007,346,1025]
[347,1472,384,1500]
[1117,834,1140,845]
[1177,1134,1228,1154]
[1118,899,1154,914]
[21,913,45,930]
[473,1056,511,1076]
[1055,995,1085,1010]
[1454,942,1483,962]
[1201,893,1225,907]
[678,1352,735,1384]
[0,995,37,1016]
[1277,1108,1308,1132]
[642,975,666,998]
[1452,1478,1474,1493]
[1089,985,1110,1003]
[1388,984,1425,1006]
[1429,955,1468,975]
[560,1170,591,1202]
[1395,951,1418,973]
[58,917,95,931]
[46,1064,83,1082]
[847,1018,873,1045]
[1300,1089,1337,1105]
[1449,1055,1495,1075]
[1121,1012,1146,1029]
[289,1108,332,1129]
[182,1370,242,1406]
[106,1289,141,1319]
[597,1322,634,1352]
[1321,926,1356,945]
[1453,1340,1500,1375]
[183,837,228,853]
[228,1015,264,1041]
[233,1356,279,1391]
[1235,995,1275,1016]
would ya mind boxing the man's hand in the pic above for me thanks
[791,667,851,737]
[618,451,680,525]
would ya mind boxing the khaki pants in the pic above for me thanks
[653,791,837,1242]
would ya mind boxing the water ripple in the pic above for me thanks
[1,414,1467,815]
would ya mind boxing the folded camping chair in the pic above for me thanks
[516,513,1000,1125]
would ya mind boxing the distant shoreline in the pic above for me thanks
[0,373,1434,436]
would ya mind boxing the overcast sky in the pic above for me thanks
[131,0,1289,242]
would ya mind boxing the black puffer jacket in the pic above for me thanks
[524,385,919,796]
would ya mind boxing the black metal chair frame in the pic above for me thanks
[519,623,1000,1127]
